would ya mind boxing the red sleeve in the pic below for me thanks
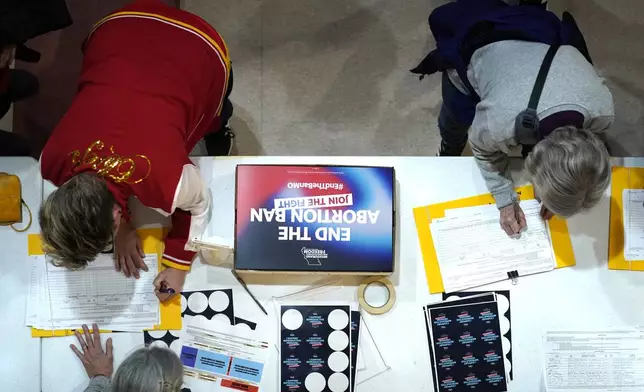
[161,209,196,270]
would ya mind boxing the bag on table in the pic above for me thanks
[0,172,31,232]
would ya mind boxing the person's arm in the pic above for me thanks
[470,138,517,209]
[154,165,211,301]
[83,376,111,392]
[70,324,113,392]
[469,124,526,236]
[161,165,211,270]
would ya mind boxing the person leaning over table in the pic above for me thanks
[38,0,234,301]
[72,324,189,392]
[412,0,612,237]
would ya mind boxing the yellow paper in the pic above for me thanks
[28,228,181,337]
[608,167,644,271]
[413,185,576,293]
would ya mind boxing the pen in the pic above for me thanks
[231,269,268,316]
[159,282,175,294]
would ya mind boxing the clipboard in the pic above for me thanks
[413,185,576,293]
[608,167,644,271]
[28,228,182,337]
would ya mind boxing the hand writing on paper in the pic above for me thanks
[70,323,114,379]
[540,204,555,221]
[499,203,527,238]
[114,220,147,278]
[154,267,187,302]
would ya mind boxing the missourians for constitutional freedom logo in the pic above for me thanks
[301,247,328,266]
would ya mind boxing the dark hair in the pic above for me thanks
[39,173,115,269]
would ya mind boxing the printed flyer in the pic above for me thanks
[178,317,270,392]
[235,165,395,273]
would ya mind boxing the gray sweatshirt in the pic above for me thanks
[449,40,614,208]
[84,376,110,392]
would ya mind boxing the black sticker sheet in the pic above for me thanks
[280,305,352,392]
[428,301,507,392]
[234,316,258,331]
[425,294,497,391]
[143,289,248,354]
[181,289,235,324]
[443,291,512,379]
[350,311,361,390]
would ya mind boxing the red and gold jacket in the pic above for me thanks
[40,0,230,270]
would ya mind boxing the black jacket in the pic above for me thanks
[0,0,72,62]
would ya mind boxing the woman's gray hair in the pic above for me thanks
[39,173,114,269]
[525,126,610,217]
[112,347,184,392]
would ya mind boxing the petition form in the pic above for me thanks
[27,254,159,331]
[544,330,644,392]
[431,200,556,292]
[623,189,644,261]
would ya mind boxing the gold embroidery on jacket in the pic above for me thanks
[69,140,151,184]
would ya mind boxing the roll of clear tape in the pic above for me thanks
[358,276,396,315]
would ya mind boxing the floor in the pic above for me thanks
[9,0,644,157]
[182,0,644,156]
[183,0,441,155]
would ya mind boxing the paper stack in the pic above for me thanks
[423,293,510,392]
[26,254,160,332]
[430,199,556,292]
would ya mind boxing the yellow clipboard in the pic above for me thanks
[29,228,182,337]
[413,185,576,293]
[608,167,644,271]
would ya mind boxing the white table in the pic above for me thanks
[196,156,644,392]
[195,156,644,392]
[0,157,42,392]
[27,156,644,391]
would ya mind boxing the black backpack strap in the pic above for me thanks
[528,43,560,110]
[514,44,560,145]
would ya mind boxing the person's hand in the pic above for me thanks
[153,267,187,302]
[0,45,15,68]
[114,220,147,278]
[70,324,113,379]
[499,203,527,237]
[540,204,554,220]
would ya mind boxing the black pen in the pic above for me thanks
[231,270,268,316]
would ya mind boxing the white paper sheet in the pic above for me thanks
[178,317,270,392]
[623,189,644,261]
[431,200,555,292]
[27,254,159,331]
[444,204,498,218]
[544,330,644,392]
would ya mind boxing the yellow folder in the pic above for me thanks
[28,228,182,337]
[413,185,576,293]
[608,167,644,271]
